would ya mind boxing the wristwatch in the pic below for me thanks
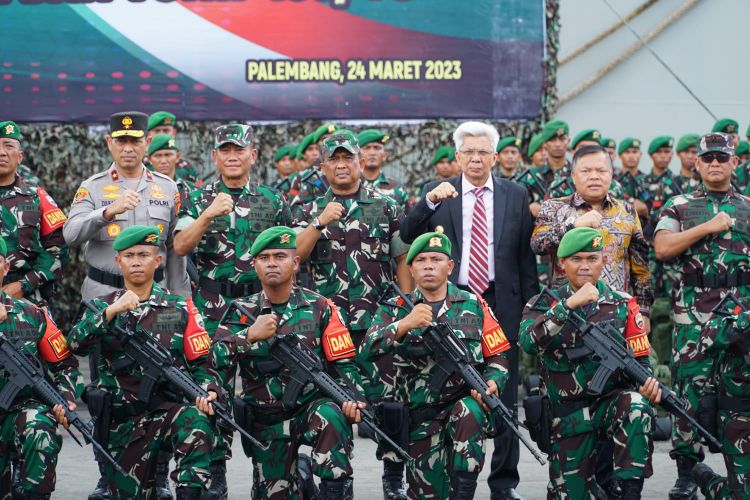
[312,217,327,230]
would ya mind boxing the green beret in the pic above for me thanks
[527,133,544,157]
[676,134,700,153]
[273,144,296,162]
[712,118,739,135]
[0,121,22,141]
[540,119,569,143]
[431,145,453,166]
[617,137,641,155]
[447,146,456,161]
[570,129,602,149]
[313,123,339,143]
[600,137,616,149]
[648,135,674,155]
[406,230,452,264]
[358,129,389,147]
[147,134,179,156]
[0,236,6,257]
[296,132,316,160]
[557,227,604,258]
[113,225,161,252]
[736,141,749,156]
[250,226,296,257]
[496,136,522,153]
[320,130,359,160]
[148,111,176,131]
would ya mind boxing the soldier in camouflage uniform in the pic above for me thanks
[615,138,649,219]
[68,226,219,500]
[361,230,511,499]
[358,129,409,207]
[690,294,750,499]
[495,137,522,180]
[271,143,297,201]
[0,235,84,500]
[600,138,617,164]
[527,133,547,168]
[16,164,41,187]
[147,134,196,209]
[653,132,750,500]
[521,227,660,499]
[293,130,411,498]
[711,118,740,148]
[146,111,202,185]
[0,121,68,308]
[289,124,339,209]
[211,226,364,500]
[734,124,750,193]
[674,134,701,196]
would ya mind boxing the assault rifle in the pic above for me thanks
[82,301,268,451]
[533,287,722,451]
[0,331,127,475]
[512,168,548,200]
[225,302,413,463]
[386,283,547,465]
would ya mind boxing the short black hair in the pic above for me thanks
[572,145,610,170]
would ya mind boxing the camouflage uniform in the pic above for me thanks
[175,157,201,185]
[654,185,750,463]
[68,283,217,498]
[361,283,510,499]
[614,169,647,205]
[530,192,653,316]
[734,160,750,194]
[16,164,40,187]
[696,297,750,499]
[288,165,329,211]
[362,172,409,208]
[0,294,84,497]
[176,178,291,334]
[211,286,362,499]
[515,162,564,206]
[175,178,196,213]
[293,185,408,403]
[0,176,68,307]
[272,175,295,204]
[520,280,655,499]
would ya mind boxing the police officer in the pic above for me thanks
[361,230,511,498]
[63,111,190,300]
[147,111,201,184]
[211,226,364,499]
[68,226,219,500]
[358,129,409,207]
[653,132,750,500]
[0,121,68,308]
[293,130,412,498]
[496,137,522,179]
[521,227,660,499]
[0,235,84,500]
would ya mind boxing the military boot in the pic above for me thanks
[450,471,478,500]
[382,459,406,500]
[176,487,202,500]
[668,457,698,500]
[691,463,720,496]
[200,461,228,500]
[21,493,51,500]
[297,453,319,499]
[154,453,174,500]
[619,479,644,500]
[595,479,622,499]
[319,478,349,500]
[88,462,112,500]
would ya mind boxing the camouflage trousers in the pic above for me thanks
[205,315,235,465]
[247,398,354,500]
[351,329,395,403]
[406,396,493,500]
[703,410,750,500]
[102,403,213,499]
[670,323,712,462]
[0,403,61,496]
[547,391,655,499]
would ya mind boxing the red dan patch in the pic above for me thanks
[39,311,70,362]
[479,298,510,357]
[322,301,355,361]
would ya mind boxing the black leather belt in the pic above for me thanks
[682,271,750,288]
[718,394,750,412]
[198,276,260,298]
[87,265,164,288]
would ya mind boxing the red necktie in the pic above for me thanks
[468,187,489,295]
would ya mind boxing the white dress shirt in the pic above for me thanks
[426,175,495,286]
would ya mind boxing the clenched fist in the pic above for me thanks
[103,189,141,220]
[565,281,599,310]
[396,303,433,339]
[427,182,458,204]
[574,210,603,229]
[246,314,278,343]
[318,202,345,226]
[106,290,140,321]
[703,211,733,235]
[204,193,234,220]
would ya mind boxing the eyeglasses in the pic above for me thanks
[700,152,731,164]
[459,149,494,158]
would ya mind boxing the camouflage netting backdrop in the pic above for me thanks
[19,1,560,330]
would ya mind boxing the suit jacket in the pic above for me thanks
[401,174,538,340]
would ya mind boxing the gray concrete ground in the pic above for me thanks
[48,404,726,499]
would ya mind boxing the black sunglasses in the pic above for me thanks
[700,152,731,164]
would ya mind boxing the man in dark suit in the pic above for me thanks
[401,121,538,500]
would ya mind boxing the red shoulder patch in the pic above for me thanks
[183,298,210,361]
[37,187,67,236]
[38,310,71,362]
[479,297,510,357]
[322,300,355,361]
[624,297,650,357]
